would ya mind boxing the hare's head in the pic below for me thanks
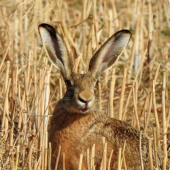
[39,24,131,114]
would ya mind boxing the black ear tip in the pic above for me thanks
[113,29,132,41]
[38,23,56,36]
[125,30,132,36]
[116,29,132,36]
[122,29,131,34]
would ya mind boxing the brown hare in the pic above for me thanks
[38,24,169,170]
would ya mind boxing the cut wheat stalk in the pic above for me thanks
[63,153,65,170]
[132,85,140,129]
[1,78,11,133]
[162,72,167,166]
[0,41,11,71]
[117,148,122,170]
[153,128,158,169]
[143,90,153,134]
[118,68,127,120]
[109,72,116,118]
[98,78,102,112]
[139,131,144,170]
[48,142,52,170]
[86,148,90,170]
[54,146,61,170]
[91,144,95,169]
[78,154,83,170]
[15,145,20,170]
[107,150,113,170]
[153,79,161,151]
[129,15,142,76]
[149,139,154,170]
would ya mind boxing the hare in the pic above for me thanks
[38,23,169,170]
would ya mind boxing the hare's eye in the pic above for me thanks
[95,81,99,89]
[65,80,72,88]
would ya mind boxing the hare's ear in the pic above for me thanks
[89,30,131,78]
[38,23,74,80]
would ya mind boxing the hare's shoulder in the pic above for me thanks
[91,113,149,143]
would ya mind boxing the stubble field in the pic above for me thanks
[0,0,170,169]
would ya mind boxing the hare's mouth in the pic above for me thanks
[80,108,89,113]
[79,103,90,113]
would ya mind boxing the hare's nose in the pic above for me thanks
[78,90,93,103]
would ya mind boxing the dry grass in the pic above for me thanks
[0,0,170,169]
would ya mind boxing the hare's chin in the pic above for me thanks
[79,108,89,113]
